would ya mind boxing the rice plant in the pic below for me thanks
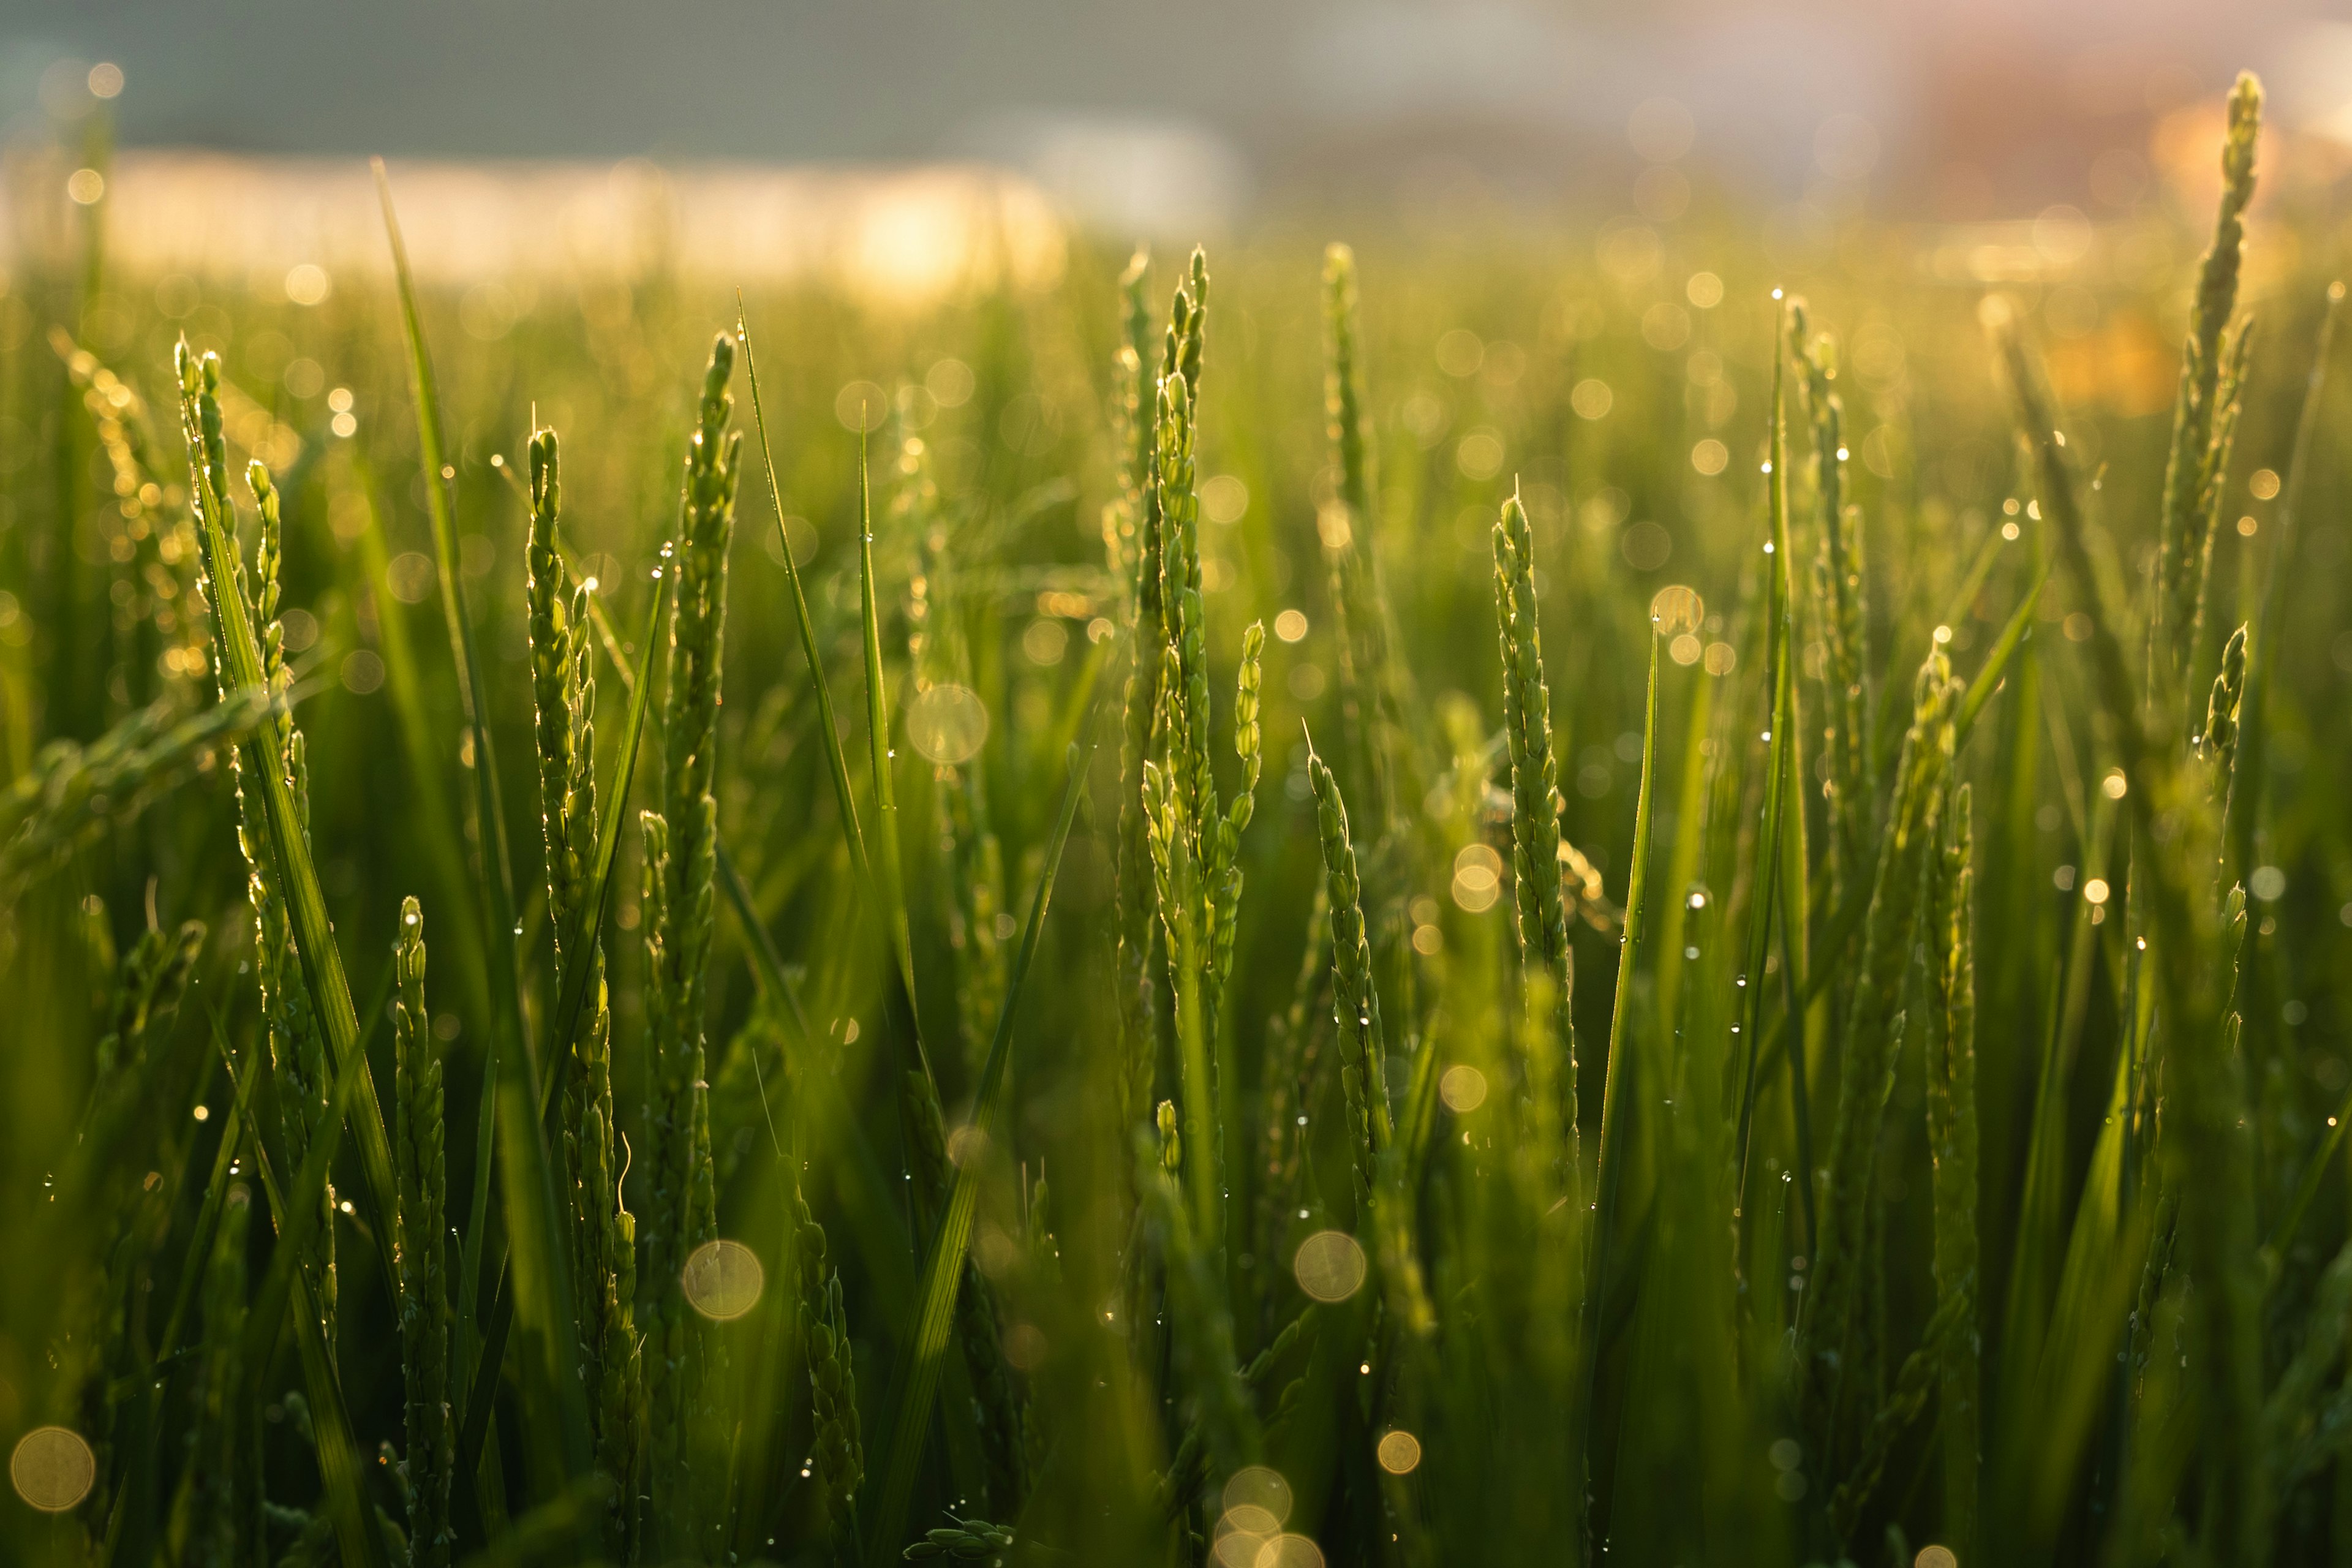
[6,65,2352,1568]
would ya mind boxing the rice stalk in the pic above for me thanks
[799,1185,865,1544]
[1321,243,1417,832]
[1800,647,1961,1469]
[1305,736,1390,1219]
[2153,74,2261,696]
[0,684,267,911]
[522,426,639,1528]
[1923,785,1980,1556]
[392,897,453,1568]
[1792,307,1874,925]
[1492,489,1578,1178]
[163,1183,258,1567]
[868,742,1091,1559]
[377,167,594,1509]
[1988,295,2262,1561]
[641,333,740,1548]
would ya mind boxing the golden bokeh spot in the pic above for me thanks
[1254,1534,1326,1568]
[1451,843,1503,913]
[1439,1065,1488,1114]
[1293,1231,1367,1303]
[12,1426,96,1512]
[1221,1465,1294,1525]
[907,683,989,765]
[1649,584,1703,636]
[1376,1429,1423,1474]
[1915,1548,1958,1568]
[681,1238,764,1321]
[1213,1532,1265,1568]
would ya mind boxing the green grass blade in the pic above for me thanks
[856,435,920,1008]
[210,1014,396,1568]
[1956,549,2052,745]
[1733,318,1798,1226]
[1585,626,1662,1491]
[2227,280,2342,891]
[868,740,1093,1564]
[454,555,668,1486]
[176,347,402,1298]
[737,302,936,1093]
[236,955,396,1396]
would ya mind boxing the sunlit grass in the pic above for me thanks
[3,67,2351,1568]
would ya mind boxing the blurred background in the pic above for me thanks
[5,0,2352,285]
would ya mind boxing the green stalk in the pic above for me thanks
[1305,733,1390,1220]
[393,898,453,1567]
[642,334,741,1550]
[1583,626,1661,1518]
[374,164,589,1499]
[1733,331,1797,1232]
[211,1020,394,1568]
[1923,787,1980,1555]
[1800,647,1961,1463]
[173,346,401,1299]
[868,742,1093,1564]
[2227,282,2342,894]
[736,301,938,1098]
[2152,75,2261,694]
[1989,296,2262,1559]
[1492,489,1578,1169]
[856,435,920,1011]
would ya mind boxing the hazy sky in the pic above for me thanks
[3,1,2343,221]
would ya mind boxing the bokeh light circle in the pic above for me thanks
[907,683,989,765]
[11,1427,96,1512]
[1293,1231,1367,1303]
[682,1238,765,1321]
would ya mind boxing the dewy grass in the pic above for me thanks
[15,70,2352,1568]
[392,897,452,1568]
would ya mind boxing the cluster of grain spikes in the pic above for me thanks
[178,348,339,1357]
[522,424,641,1543]
[639,333,740,1556]
[391,897,452,1568]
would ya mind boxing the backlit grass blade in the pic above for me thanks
[1592,628,1662,1273]
[1732,317,1798,1234]
[868,740,1093,1564]
[737,301,935,1088]
[374,162,590,1496]
[175,346,402,1300]
[455,551,669,1487]
[1584,625,1660,1495]
[2226,280,2341,889]
[1954,548,2052,745]
[1988,294,2263,1560]
[345,448,490,1027]
[237,954,397,1398]
[855,435,921,1016]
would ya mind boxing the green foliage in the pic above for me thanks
[8,78,2352,1568]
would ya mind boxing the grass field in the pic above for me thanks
[4,68,2352,1568]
